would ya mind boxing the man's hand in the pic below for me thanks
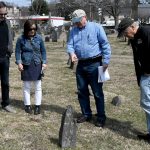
[70,53,78,62]
[103,64,108,72]
[18,64,23,72]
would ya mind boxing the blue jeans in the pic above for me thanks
[140,75,150,134]
[0,57,10,107]
[76,60,106,122]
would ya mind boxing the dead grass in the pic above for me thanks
[0,33,149,150]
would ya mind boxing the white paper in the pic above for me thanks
[98,66,110,83]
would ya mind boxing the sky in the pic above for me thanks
[3,0,31,7]
[3,0,55,7]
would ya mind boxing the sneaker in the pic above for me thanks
[2,105,16,113]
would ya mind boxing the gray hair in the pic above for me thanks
[132,21,139,27]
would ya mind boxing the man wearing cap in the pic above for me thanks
[67,9,111,127]
[118,18,150,142]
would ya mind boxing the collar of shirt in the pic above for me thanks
[76,22,89,30]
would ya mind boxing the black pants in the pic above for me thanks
[0,57,10,107]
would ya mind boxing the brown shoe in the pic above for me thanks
[77,115,92,123]
[137,133,150,142]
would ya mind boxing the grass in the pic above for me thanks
[0,33,149,150]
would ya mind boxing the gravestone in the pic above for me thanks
[111,96,122,106]
[51,28,58,42]
[59,105,77,148]
[45,36,50,42]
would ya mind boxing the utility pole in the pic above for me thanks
[31,0,32,9]
[31,0,34,14]
[98,8,102,23]
[89,3,92,21]
[49,12,52,27]
[89,0,95,21]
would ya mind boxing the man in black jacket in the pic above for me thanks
[0,1,16,113]
[118,18,150,142]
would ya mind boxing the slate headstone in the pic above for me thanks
[51,28,57,42]
[59,105,77,148]
[45,36,50,42]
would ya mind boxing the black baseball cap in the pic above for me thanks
[117,18,134,37]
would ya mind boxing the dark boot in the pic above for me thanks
[34,105,40,115]
[137,133,150,142]
[25,105,32,114]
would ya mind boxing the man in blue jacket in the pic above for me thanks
[0,1,16,113]
[67,9,111,127]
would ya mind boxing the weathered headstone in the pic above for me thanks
[59,105,77,148]
[51,28,57,42]
[45,36,50,42]
[111,96,122,106]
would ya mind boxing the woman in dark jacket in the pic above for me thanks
[15,20,47,115]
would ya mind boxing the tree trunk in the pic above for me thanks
[131,0,138,20]
[114,16,119,29]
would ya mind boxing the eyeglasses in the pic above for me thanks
[28,28,36,31]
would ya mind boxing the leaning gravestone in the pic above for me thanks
[59,105,77,148]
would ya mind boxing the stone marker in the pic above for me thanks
[59,105,77,148]
[45,36,50,42]
[111,96,122,106]
[51,29,57,42]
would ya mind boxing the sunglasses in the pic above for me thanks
[28,28,36,31]
[0,13,7,16]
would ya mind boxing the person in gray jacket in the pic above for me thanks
[0,1,16,113]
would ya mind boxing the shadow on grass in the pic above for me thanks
[10,99,69,113]
[10,99,80,115]
[42,104,141,140]
[48,136,59,147]
[10,99,24,110]
[105,117,141,140]
[42,104,66,114]
[42,103,81,116]
[10,100,140,141]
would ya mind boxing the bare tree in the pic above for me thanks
[79,0,100,21]
[81,0,129,27]
[131,0,138,20]
[54,0,133,26]
[29,0,49,15]
[98,0,128,28]
[55,0,81,19]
